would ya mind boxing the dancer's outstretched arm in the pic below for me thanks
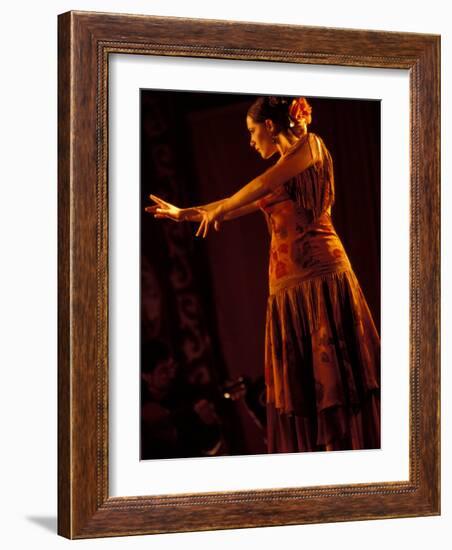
[146,195,262,223]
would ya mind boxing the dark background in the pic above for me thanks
[140,90,380,459]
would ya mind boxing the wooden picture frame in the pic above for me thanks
[58,10,440,538]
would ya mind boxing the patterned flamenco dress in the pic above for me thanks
[257,132,381,453]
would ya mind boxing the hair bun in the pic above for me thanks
[247,95,312,134]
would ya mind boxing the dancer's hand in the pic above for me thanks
[195,203,226,238]
[145,194,203,222]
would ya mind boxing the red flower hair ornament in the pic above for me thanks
[288,97,312,127]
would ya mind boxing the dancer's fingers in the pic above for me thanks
[148,194,162,204]
[195,219,204,237]
[149,194,169,207]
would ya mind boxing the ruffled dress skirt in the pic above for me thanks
[264,267,381,453]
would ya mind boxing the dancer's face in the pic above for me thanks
[246,115,278,160]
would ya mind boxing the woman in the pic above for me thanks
[146,96,380,453]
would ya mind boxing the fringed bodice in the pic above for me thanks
[258,133,352,295]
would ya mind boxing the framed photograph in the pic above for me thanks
[58,11,440,538]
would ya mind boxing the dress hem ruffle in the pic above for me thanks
[264,268,381,453]
[266,388,381,453]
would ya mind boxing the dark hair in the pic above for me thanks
[247,96,312,136]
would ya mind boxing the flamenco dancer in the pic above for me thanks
[146,96,380,453]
